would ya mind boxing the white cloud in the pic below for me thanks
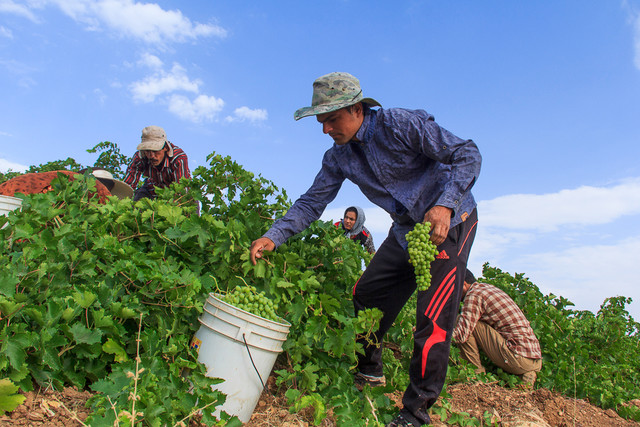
[18,76,36,89]
[636,18,640,70]
[478,178,640,231]
[14,0,226,44]
[626,2,640,70]
[129,55,227,123]
[0,59,36,75]
[93,88,106,105]
[0,58,39,89]
[92,0,226,43]
[514,236,640,318]
[0,158,28,173]
[321,207,347,225]
[137,52,163,70]
[225,106,268,123]
[0,25,13,38]
[0,0,38,21]
[168,94,224,123]
[468,227,534,264]
[468,177,640,319]
[130,62,200,103]
[322,179,640,242]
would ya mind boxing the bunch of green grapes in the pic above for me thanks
[221,285,280,322]
[406,221,439,291]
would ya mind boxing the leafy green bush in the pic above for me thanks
[479,265,640,421]
[2,145,639,424]
[0,152,388,425]
[86,141,132,179]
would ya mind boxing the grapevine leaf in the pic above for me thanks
[253,261,266,278]
[3,340,27,370]
[0,378,25,415]
[276,279,294,289]
[90,368,131,395]
[73,291,97,309]
[0,273,18,298]
[70,323,102,345]
[0,298,21,316]
[318,294,340,315]
[102,339,129,363]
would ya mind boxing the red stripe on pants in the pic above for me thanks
[421,267,457,377]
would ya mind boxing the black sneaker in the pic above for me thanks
[386,412,427,426]
[386,413,417,427]
[353,372,386,390]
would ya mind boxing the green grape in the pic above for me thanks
[407,221,439,292]
[220,284,281,322]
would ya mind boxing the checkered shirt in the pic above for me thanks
[452,282,542,359]
[123,141,190,191]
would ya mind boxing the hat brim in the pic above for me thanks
[110,180,134,199]
[96,178,134,199]
[136,140,166,151]
[294,97,381,121]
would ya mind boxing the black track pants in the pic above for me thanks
[353,209,477,424]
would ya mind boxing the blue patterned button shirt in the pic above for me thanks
[264,107,481,249]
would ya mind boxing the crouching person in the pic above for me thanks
[452,269,542,386]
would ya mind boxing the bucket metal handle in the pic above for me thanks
[242,333,268,394]
[236,326,251,342]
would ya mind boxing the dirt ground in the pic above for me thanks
[2,378,639,426]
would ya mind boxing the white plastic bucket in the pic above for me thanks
[0,195,22,228]
[190,293,291,423]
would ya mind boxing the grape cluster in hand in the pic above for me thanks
[221,285,280,322]
[407,222,439,291]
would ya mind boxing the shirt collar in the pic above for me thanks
[165,141,175,158]
[160,142,175,169]
[353,108,374,144]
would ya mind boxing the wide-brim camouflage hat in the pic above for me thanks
[294,72,381,121]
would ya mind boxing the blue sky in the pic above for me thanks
[1,1,640,320]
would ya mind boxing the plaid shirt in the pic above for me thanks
[452,282,542,359]
[123,142,191,193]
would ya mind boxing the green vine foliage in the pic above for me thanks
[0,152,387,425]
[386,265,640,423]
[86,141,132,179]
[2,149,639,425]
[463,265,640,421]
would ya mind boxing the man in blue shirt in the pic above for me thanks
[250,72,481,426]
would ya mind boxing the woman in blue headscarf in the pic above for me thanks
[334,206,375,254]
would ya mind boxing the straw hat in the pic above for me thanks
[91,169,134,199]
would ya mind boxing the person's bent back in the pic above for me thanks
[452,269,542,386]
